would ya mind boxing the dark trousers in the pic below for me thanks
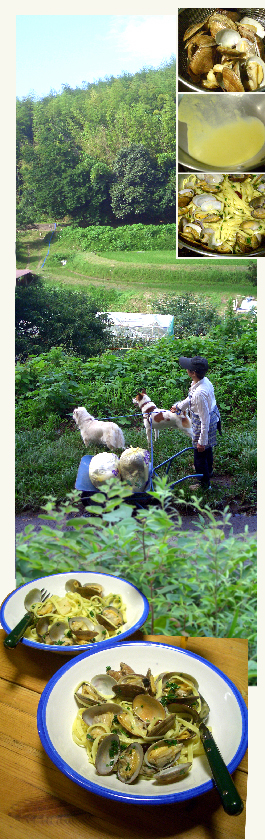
[193,446,213,487]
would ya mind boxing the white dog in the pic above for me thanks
[73,407,125,450]
[133,390,192,445]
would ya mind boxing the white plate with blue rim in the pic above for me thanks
[0,573,149,654]
[37,640,248,804]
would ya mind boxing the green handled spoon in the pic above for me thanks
[169,696,244,816]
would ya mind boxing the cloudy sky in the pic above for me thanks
[16,14,176,99]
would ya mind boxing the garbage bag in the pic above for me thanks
[89,452,120,488]
[119,447,150,492]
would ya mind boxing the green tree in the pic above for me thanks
[110,144,163,220]
[15,279,112,360]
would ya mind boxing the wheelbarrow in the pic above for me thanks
[75,415,203,510]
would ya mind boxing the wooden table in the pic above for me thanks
[0,632,248,839]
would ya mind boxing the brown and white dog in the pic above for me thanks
[73,407,125,451]
[132,390,192,445]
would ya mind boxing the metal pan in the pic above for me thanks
[178,93,265,172]
[178,173,265,256]
[178,7,265,92]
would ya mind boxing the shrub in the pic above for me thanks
[152,292,221,337]
[56,222,176,252]
[15,278,113,360]
[16,480,257,684]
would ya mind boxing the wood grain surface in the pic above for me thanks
[0,631,248,839]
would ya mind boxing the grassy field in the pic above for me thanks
[17,227,257,313]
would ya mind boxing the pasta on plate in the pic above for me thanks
[178,173,265,253]
[72,663,209,785]
[24,580,127,646]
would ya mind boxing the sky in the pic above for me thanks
[16,14,176,100]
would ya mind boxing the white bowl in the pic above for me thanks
[0,573,149,655]
[37,640,248,805]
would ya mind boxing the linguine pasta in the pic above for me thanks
[178,173,265,253]
[72,667,207,784]
[24,588,127,646]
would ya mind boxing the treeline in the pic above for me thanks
[16,61,176,227]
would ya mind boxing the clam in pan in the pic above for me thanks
[178,173,265,254]
[181,9,265,92]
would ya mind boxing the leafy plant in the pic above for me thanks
[16,479,257,684]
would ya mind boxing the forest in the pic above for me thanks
[16,61,176,227]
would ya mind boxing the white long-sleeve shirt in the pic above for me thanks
[177,376,217,446]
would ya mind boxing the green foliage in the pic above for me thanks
[15,480,257,684]
[152,292,221,337]
[110,144,174,221]
[15,278,112,360]
[15,311,256,511]
[56,222,176,252]
[16,62,176,225]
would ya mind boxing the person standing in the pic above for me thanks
[171,355,221,490]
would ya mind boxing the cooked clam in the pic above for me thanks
[144,740,182,770]
[112,674,149,699]
[96,607,123,630]
[48,620,68,643]
[250,196,265,219]
[117,743,144,784]
[215,28,241,49]
[82,703,123,728]
[77,583,104,599]
[90,673,117,697]
[178,188,194,207]
[236,228,262,252]
[68,616,103,641]
[65,578,81,593]
[239,17,265,39]
[24,588,43,611]
[132,693,166,724]
[208,13,238,38]
[75,680,106,706]
[245,56,265,90]
[117,710,147,737]
[35,616,49,638]
[95,734,120,775]
[155,762,192,783]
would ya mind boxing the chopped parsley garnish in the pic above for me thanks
[106,665,111,671]
[108,740,119,759]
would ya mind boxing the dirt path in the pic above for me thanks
[15,510,257,538]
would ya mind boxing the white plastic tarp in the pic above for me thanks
[106,312,174,341]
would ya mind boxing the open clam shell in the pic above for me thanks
[95,734,120,775]
[24,588,42,611]
[96,607,123,630]
[155,762,192,783]
[132,694,166,724]
[69,617,104,642]
[82,703,123,727]
[117,743,144,784]
[144,740,182,770]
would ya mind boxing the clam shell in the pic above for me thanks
[82,703,123,727]
[74,681,105,706]
[132,694,166,724]
[95,734,120,775]
[117,743,144,784]
[35,616,49,637]
[65,578,81,593]
[144,740,182,770]
[96,607,123,630]
[68,616,103,641]
[24,588,42,611]
[155,762,192,783]
[48,621,68,642]
[90,673,118,697]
